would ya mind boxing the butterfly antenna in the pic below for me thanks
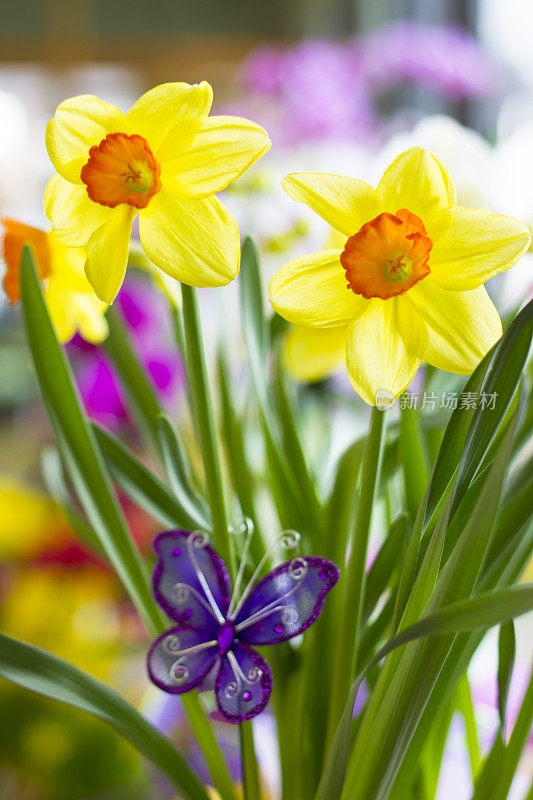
[187,531,226,623]
[229,529,301,621]
[227,517,255,618]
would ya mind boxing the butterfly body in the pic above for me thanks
[147,529,339,723]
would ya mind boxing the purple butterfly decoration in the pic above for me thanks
[147,526,339,723]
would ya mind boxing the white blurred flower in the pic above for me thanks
[372,115,494,208]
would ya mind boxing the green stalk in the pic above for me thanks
[180,284,233,571]
[326,406,386,744]
[240,722,262,800]
[399,398,430,521]
[180,284,260,798]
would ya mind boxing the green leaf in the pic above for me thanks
[317,585,533,800]
[217,349,265,563]
[491,663,533,800]
[323,437,364,562]
[344,405,520,800]
[472,731,506,800]
[104,306,163,446]
[426,299,533,524]
[363,513,409,621]
[0,633,209,800]
[497,621,516,729]
[238,238,313,537]
[453,300,533,510]
[20,247,164,637]
[40,446,105,558]
[239,237,269,404]
[272,353,322,539]
[399,399,430,522]
[456,673,481,778]
[93,423,210,532]
[156,414,211,527]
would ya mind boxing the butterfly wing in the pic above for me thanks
[152,530,231,633]
[215,642,272,723]
[148,626,219,693]
[234,556,339,645]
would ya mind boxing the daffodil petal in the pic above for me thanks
[44,173,113,246]
[282,173,382,236]
[429,207,531,290]
[126,82,213,153]
[269,250,366,328]
[159,115,271,197]
[410,281,502,374]
[46,95,125,184]
[377,148,456,234]
[345,296,427,406]
[139,187,240,287]
[283,324,346,382]
[44,240,108,344]
[85,206,135,303]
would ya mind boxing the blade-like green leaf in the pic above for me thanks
[363,513,409,621]
[239,237,269,404]
[20,247,164,636]
[272,353,322,538]
[399,399,430,522]
[316,585,533,800]
[104,306,163,445]
[156,414,210,526]
[497,620,516,728]
[426,299,532,524]
[491,662,533,800]
[40,446,105,558]
[453,300,533,509]
[93,423,210,531]
[217,349,265,563]
[0,633,209,800]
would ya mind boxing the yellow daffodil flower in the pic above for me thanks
[283,228,346,383]
[269,148,531,405]
[44,82,271,303]
[283,324,346,382]
[2,219,108,343]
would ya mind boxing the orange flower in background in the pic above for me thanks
[2,219,108,343]
[3,220,51,304]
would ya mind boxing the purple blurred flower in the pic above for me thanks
[243,46,284,95]
[77,354,128,426]
[360,23,501,101]
[233,25,501,146]
[239,40,375,145]
[71,277,184,430]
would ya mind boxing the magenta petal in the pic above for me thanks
[148,627,218,694]
[234,557,339,645]
[215,643,272,723]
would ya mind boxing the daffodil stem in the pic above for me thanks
[240,721,262,800]
[326,405,386,746]
[180,283,234,574]
[180,284,261,800]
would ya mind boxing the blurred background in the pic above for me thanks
[0,0,532,798]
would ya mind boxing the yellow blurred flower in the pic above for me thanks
[45,82,270,302]
[283,227,346,383]
[1,567,119,680]
[283,324,346,382]
[270,148,530,405]
[2,219,108,343]
[0,476,68,559]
